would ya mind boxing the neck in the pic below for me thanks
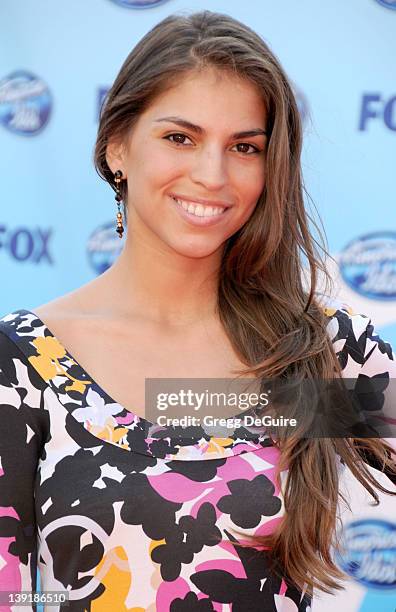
[85,225,224,327]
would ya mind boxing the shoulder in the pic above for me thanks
[317,293,370,344]
[315,292,395,375]
[0,310,50,446]
[0,309,31,359]
[0,309,48,393]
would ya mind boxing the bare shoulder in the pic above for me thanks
[33,295,81,320]
[32,276,104,322]
[31,281,107,346]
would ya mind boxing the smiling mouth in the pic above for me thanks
[170,196,228,217]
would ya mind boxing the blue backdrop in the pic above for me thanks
[1,1,395,610]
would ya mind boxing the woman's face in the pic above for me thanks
[108,67,267,258]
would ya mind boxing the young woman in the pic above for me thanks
[0,10,395,612]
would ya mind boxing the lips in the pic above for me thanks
[169,194,231,226]
[169,193,233,209]
[171,196,227,217]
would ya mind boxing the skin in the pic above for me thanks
[33,66,268,415]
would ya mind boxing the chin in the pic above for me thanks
[170,239,224,259]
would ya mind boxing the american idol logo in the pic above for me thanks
[87,222,124,274]
[0,71,52,135]
[108,0,169,8]
[339,232,396,301]
[374,0,396,9]
[337,519,396,589]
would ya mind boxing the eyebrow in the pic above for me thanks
[154,116,268,138]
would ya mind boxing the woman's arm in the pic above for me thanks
[0,330,47,606]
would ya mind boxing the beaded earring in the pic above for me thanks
[114,170,124,238]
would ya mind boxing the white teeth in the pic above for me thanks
[172,196,226,217]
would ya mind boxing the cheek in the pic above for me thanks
[132,146,185,189]
[234,163,265,206]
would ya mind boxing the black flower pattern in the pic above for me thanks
[170,591,215,611]
[217,475,281,528]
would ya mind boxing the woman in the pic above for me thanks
[0,10,395,611]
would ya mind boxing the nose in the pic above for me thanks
[189,145,228,191]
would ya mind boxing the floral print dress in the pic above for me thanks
[0,295,394,611]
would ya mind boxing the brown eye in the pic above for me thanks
[234,143,260,155]
[164,133,193,145]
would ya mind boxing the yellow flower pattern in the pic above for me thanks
[201,436,234,455]
[324,303,355,317]
[87,417,131,451]
[28,335,92,393]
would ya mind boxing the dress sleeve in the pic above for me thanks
[0,330,48,608]
[352,314,396,485]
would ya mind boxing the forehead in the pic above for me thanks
[143,67,267,126]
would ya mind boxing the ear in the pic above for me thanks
[105,137,127,176]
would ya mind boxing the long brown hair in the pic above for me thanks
[94,10,396,595]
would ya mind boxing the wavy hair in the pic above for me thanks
[94,10,396,595]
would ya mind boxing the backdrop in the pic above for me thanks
[1,1,395,610]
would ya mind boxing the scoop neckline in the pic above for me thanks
[6,308,271,460]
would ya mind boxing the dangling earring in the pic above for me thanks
[114,170,124,238]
